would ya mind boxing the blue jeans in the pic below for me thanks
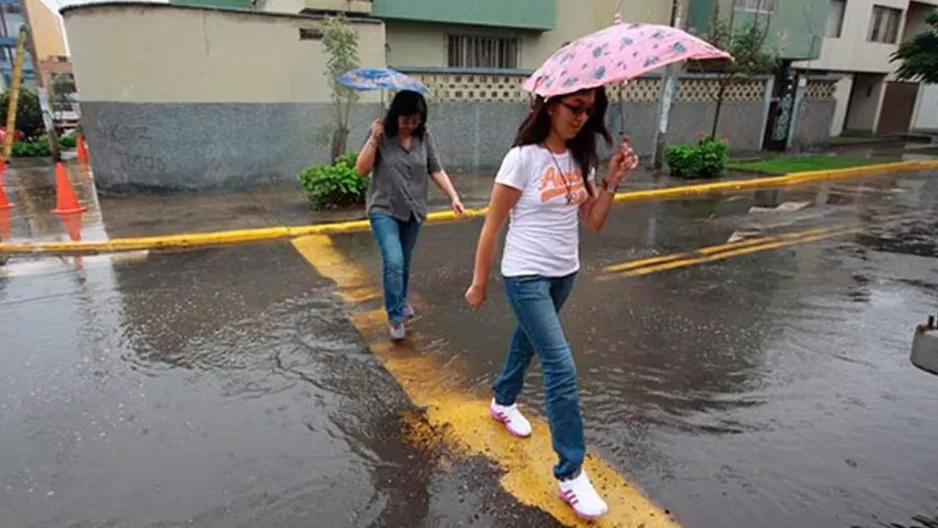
[493,272,584,480]
[369,212,421,325]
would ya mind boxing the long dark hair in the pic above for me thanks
[514,87,613,195]
[383,90,428,139]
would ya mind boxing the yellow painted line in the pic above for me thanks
[3,159,937,256]
[601,226,862,280]
[613,159,938,203]
[291,234,680,528]
[603,226,839,274]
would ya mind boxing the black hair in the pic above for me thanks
[383,90,428,139]
[513,87,613,196]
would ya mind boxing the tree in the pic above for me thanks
[49,73,78,122]
[321,15,360,162]
[892,12,938,84]
[692,11,779,138]
[0,88,45,139]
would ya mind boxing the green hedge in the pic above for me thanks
[298,152,369,210]
[665,134,729,179]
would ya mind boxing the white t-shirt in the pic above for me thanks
[494,145,594,278]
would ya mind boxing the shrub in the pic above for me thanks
[665,134,729,179]
[7,133,76,157]
[299,151,368,210]
[0,88,45,139]
[59,132,77,149]
[11,139,51,158]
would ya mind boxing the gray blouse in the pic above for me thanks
[364,130,442,223]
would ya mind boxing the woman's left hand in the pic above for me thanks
[451,197,465,216]
[605,138,639,188]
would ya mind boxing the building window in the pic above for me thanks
[867,5,902,43]
[446,35,520,70]
[733,0,777,13]
[825,0,847,38]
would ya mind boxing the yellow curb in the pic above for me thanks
[613,159,938,203]
[2,159,937,256]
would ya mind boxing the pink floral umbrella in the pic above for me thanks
[522,22,733,99]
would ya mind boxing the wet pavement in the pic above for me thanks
[6,152,931,244]
[3,168,938,527]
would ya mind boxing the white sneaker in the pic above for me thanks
[389,323,406,341]
[489,399,532,438]
[559,469,609,520]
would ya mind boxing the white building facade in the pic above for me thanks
[795,0,938,136]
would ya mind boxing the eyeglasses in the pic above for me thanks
[398,115,422,127]
[560,102,595,118]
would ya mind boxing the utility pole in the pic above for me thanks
[2,27,26,161]
[19,0,60,162]
[651,0,683,172]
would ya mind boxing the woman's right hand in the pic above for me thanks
[370,119,384,139]
[465,283,487,310]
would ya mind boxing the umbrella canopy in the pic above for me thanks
[522,22,733,99]
[336,67,429,95]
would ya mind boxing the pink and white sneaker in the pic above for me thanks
[559,469,609,520]
[489,399,532,438]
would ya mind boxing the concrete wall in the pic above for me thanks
[795,99,838,148]
[62,2,831,193]
[62,2,386,192]
[65,3,386,104]
[912,84,938,131]
[829,74,854,136]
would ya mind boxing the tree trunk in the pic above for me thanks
[330,126,349,163]
[711,79,728,138]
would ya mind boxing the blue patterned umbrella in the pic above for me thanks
[336,67,428,95]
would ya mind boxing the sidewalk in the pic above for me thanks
[2,155,937,253]
[0,161,761,244]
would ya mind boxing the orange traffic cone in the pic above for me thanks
[0,204,10,240]
[0,173,14,210]
[50,162,88,214]
[77,135,89,166]
[59,210,83,242]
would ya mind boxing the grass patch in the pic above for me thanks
[726,155,895,174]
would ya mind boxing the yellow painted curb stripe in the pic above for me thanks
[603,226,839,273]
[600,226,862,280]
[613,160,938,203]
[291,234,680,528]
[3,159,937,255]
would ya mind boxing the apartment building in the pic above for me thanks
[795,0,938,136]
[687,0,830,62]
[170,0,673,71]
[0,0,70,89]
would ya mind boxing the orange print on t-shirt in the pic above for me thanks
[539,167,588,204]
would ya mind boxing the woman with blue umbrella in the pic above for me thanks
[345,69,464,342]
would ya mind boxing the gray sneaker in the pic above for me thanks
[389,323,406,341]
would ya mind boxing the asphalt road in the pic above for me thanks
[3,170,938,527]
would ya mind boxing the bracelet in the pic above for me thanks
[601,179,619,194]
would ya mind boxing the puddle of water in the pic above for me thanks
[0,245,444,527]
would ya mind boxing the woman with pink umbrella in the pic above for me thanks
[464,20,731,520]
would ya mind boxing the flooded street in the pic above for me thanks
[0,245,554,527]
[2,170,938,527]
